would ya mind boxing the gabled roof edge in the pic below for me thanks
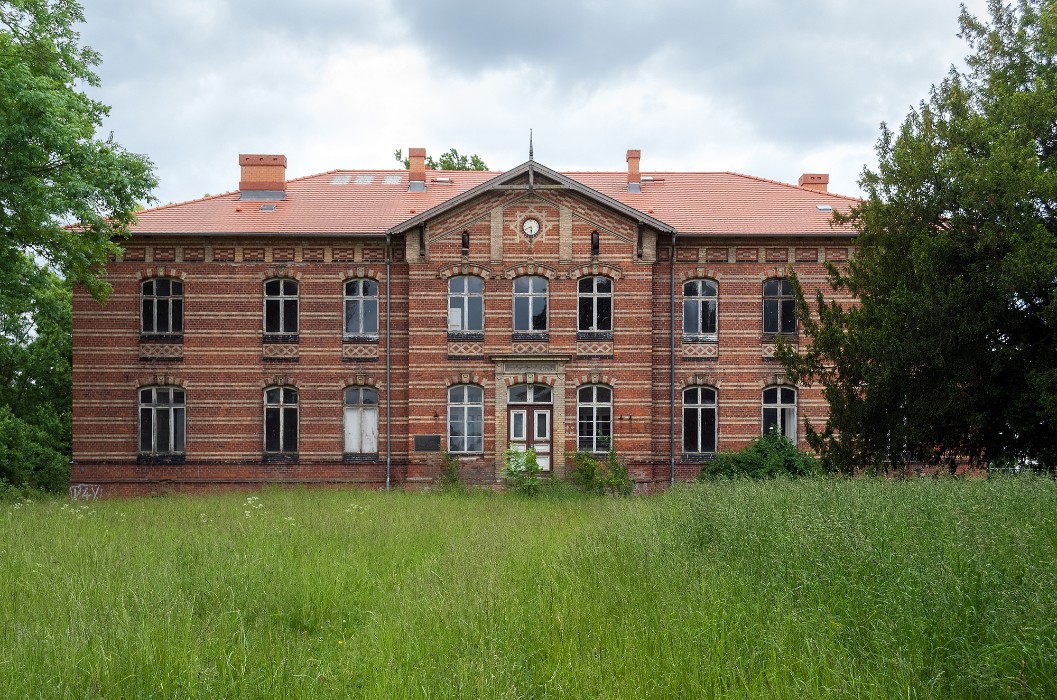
[386,160,677,236]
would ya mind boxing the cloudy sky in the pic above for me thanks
[79,0,988,206]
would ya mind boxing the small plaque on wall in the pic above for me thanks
[414,435,442,452]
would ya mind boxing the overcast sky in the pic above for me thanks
[78,0,988,206]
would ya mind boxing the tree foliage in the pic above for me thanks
[0,250,71,491]
[698,430,820,480]
[779,0,1057,472]
[393,147,488,171]
[0,0,157,302]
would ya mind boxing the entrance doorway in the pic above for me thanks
[507,384,552,470]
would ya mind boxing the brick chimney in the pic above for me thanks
[627,149,641,193]
[239,154,287,200]
[798,173,829,193]
[408,147,427,192]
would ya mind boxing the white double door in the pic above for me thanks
[508,406,551,470]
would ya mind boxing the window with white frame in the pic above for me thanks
[264,386,298,454]
[344,279,379,336]
[762,386,797,441]
[763,278,796,334]
[139,386,185,454]
[344,387,379,454]
[448,275,484,332]
[448,385,484,453]
[513,275,548,332]
[683,279,717,337]
[577,276,613,332]
[264,279,298,335]
[141,278,183,335]
[682,386,717,453]
[577,385,612,452]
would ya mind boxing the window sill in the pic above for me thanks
[343,334,379,344]
[512,332,549,342]
[343,453,379,462]
[263,453,299,463]
[682,334,718,343]
[140,333,183,343]
[137,453,186,465]
[263,334,299,344]
[682,452,716,462]
[447,331,484,341]
[760,333,798,343]
[576,331,613,341]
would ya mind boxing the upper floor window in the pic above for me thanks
[448,275,484,332]
[344,279,379,336]
[683,279,717,337]
[264,386,298,454]
[763,278,796,334]
[448,384,484,453]
[577,385,612,453]
[141,278,183,335]
[139,386,185,455]
[683,386,717,454]
[264,279,298,335]
[513,275,548,332]
[344,387,378,454]
[578,276,613,332]
[763,386,797,442]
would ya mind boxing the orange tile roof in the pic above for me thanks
[130,167,858,237]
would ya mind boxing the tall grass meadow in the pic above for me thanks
[2,477,1055,698]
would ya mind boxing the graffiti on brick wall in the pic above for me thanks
[69,483,102,500]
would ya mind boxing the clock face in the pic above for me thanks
[522,218,540,237]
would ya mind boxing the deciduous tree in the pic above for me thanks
[779,0,1057,472]
[394,147,488,171]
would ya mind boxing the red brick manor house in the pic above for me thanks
[70,149,855,496]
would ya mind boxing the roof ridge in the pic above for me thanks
[717,170,860,201]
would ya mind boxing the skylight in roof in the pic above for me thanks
[354,175,374,185]
[330,175,352,185]
[382,175,401,185]
[259,203,277,212]
[816,204,833,212]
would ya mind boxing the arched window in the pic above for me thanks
[683,279,717,337]
[513,275,548,332]
[344,279,379,336]
[264,386,298,454]
[763,278,796,334]
[344,387,378,454]
[448,385,484,453]
[139,386,185,454]
[448,275,484,332]
[683,386,717,454]
[141,278,183,336]
[264,278,298,335]
[578,276,613,332]
[577,385,612,452]
[763,386,797,441]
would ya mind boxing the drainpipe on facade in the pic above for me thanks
[670,231,678,486]
[385,233,392,493]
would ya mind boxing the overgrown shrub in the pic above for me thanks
[568,450,634,496]
[0,406,69,492]
[504,447,545,496]
[437,451,462,490]
[699,429,819,480]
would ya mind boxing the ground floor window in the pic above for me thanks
[344,387,379,453]
[265,386,298,454]
[448,384,483,453]
[139,386,185,454]
[577,385,612,452]
[763,386,797,441]
[683,386,717,453]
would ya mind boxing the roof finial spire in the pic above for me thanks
[529,128,533,161]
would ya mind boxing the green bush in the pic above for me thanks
[437,451,462,490]
[504,447,545,496]
[699,429,820,480]
[0,406,69,492]
[568,450,634,496]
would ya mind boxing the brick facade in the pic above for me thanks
[71,154,855,496]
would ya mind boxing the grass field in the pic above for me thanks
[2,477,1056,698]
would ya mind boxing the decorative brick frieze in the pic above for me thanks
[213,247,235,262]
[244,247,265,262]
[262,343,299,361]
[139,343,184,360]
[342,343,379,360]
[575,341,613,357]
[682,341,718,360]
[447,341,484,357]
[184,248,205,262]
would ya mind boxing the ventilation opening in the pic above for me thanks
[260,204,277,212]
[816,204,833,212]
